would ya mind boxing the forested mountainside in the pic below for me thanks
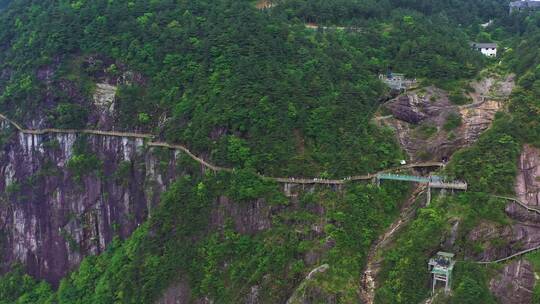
[0,0,494,177]
[0,0,539,303]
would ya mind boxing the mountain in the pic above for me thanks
[0,0,539,303]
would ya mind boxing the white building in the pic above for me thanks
[470,42,497,57]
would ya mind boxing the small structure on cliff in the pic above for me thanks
[376,173,467,205]
[428,252,455,294]
[379,72,417,91]
[470,42,498,57]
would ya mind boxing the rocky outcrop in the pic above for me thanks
[516,145,540,207]
[468,144,540,261]
[385,94,428,124]
[490,259,535,304]
[0,125,183,284]
[469,146,540,303]
[0,54,180,285]
[91,83,117,129]
[384,87,462,161]
[382,75,514,161]
[459,100,501,146]
[10,55,146,130]
[211,197,272,235]
[155,279,193,304]
[468,221,540,262]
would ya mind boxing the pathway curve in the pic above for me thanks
[360,185,427,304]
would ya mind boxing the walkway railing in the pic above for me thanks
[476,245,540,264]
[429,181,468,190]
[494,195,540,215]
[377,173,433,183]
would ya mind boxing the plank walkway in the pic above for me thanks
[0,113,445,185]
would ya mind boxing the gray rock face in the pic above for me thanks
[211,196,272,235]
[384,87,462,161]
[516,145,540,207]
[0,127,181,284]
[0,125,283,291]
[0,56,172,285]
[386,94,428,124]
[382,75,514,162]
[0,55,285,292]
[490,260,535,304]
[469,146,540,303]
[92,83,118,130]
[155,279,192,304]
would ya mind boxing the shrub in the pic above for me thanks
[67,154,103,182]
[51,103,89,129]
[443,113,463,132]
[449,91,470,105]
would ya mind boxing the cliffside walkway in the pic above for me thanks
[0,113,448,185]
[472,196,540,265]
[476,245,540,265]
[495,195,540,215]
[377,173,468,190]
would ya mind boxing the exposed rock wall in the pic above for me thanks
[515,145,540,207]
[503,146,540,260]
[0,125,181,284]
[383,75,514,161]
[91,83,118,129]
[459,99,501,146]
[478,146,540,304]
[490,260,535,304]
[469,146,540,257]
[211,197,272,235]
[155,279,193,304]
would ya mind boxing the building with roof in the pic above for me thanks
[378,72,417,91]
[510,1,540,13]
[428,252,456,294]
[470,42,497,57]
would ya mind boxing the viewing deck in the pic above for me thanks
[377,173,467,190]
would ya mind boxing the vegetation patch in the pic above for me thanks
[443,113,463,132]
[449,91,472,105]
[415,123,438,139]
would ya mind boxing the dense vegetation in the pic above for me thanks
[0,0,540,303]
[374,8,540,304]
[0,168,410,303]
[275,0,508,26]
[0,0,492,177]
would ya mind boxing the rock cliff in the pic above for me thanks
[490,260,535,304]
[0,124,183,284]
[481,145,540,303]
[382,74,514,161]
